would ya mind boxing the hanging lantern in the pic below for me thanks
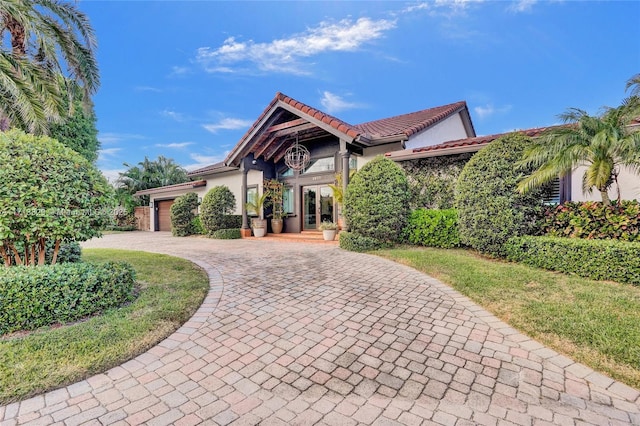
[284,132,310,171]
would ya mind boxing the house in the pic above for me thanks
[135,92,476,232]
[136,92,640,233]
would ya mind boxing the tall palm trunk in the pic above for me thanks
[2,13,26,55]
[599,188,611,206]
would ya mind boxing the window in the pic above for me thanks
[246,186,258,216]
[542,177,561,205]
[279,167,294,178]
[349,156,357,170]
[302,157,335,174]
[283,186,294,214]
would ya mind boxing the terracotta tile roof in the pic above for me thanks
[387,125,564,160]
[187,161,236,177]
[355,101,468,139]
[134,180,206,196]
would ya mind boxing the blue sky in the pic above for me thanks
[81,1,640,182]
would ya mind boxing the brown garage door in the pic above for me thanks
[156,200,174,232]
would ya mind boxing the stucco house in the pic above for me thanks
[136,92,640,233]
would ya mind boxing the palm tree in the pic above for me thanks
[0,0,99,134]
[117,156,189,205]
[517,105,640,205]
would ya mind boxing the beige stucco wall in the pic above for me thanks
[570,165,640,202]
[148,168,264,231]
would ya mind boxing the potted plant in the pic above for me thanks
[328,170,354,230]
[264,179,285,234]
[319,220,338,241]
[246,191,268,237]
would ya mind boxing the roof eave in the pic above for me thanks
[385,142,488,161]
[134,179,207,197]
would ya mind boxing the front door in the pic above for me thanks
[303,185,334,230]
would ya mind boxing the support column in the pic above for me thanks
[240,161,251,238]
[339,139,350,231]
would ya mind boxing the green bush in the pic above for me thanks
[403,208,461,248]
[191,216,204,235]
[0,261,136,334]
[104,225,137,232]
[170,192,199,237]
[343,156,410,247]
[210,228,241,239]
[200,186,236,234]
[46,241,82,264]
[505,236,640,285]
[221,215,242,229]
[339,231,387,252]
[455,133,545,257]
[544,201,640,241]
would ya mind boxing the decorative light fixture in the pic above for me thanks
[284,132,310,171]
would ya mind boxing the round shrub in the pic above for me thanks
[170,192,199,237]
[210,228,242,239]
[454,133,545,257]
[338,231,386,252]
[343,156,410,245]
[0,261,136,335]
[200,186,236,235]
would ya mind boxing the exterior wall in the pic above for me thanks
[404,113,469,150]
[134,206,150,231]
[359,142,403,168]
[570,166,640,202]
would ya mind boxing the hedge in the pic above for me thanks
[544,201,640,241]
[339,231,387,252]
[0,261,136,335]
[210,228,241,239]
[403,208,460,248]
[170,192,199,237]
[504,236,640,285]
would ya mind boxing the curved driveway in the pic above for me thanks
[1,232,639,426]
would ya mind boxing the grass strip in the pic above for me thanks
[0,249,209,404]
[377,246,640,390]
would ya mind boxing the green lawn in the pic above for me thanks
[0,249,209,404]
[377,246,640,390]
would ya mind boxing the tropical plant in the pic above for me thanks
[455,133,546,257]
[0,129,112,266]
[264,179,285,220]
[0,0,99,134]
[318,220,338,231]
[343,156,410,247]
[245,190,268,219]
[48,93,100,163]
[200,186,235,235]
[518,81,640,205]
[117,156,189,205]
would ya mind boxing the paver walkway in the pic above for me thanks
[1,232,638,426]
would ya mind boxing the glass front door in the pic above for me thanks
[303,185,334,230]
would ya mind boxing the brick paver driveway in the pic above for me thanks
[2,233,639,426]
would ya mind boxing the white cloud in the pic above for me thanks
[160,109,186,122]
[184,153,227,171]
[155,142,194,149]
[196,17,396,75]
[320,91,361,114]
[169,66,190,77]
[99,168,124,184]
[202,118,253,134]
[404,0,484,16]
[507,0,537,13]
[98,147,122,157]
[98,132,145,145]
[474,104,512,119]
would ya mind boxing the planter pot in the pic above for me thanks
[251,218,267,238]
[323,229,337,241]
[271,218,283,234]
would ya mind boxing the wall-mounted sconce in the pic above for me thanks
[252,159,257,165]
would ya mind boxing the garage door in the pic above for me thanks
[156,200,174,232]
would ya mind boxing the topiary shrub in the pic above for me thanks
[210,229,242,239]
[343,156,410,248]
[0,261,136,335]
[403,208,461,248]
[46,241,82,264]
[338,231,386,252]
[200,186,236,235]
[543,200,640,241]
[221,215,242,229]
[505,236,640,286]
[191,216,204,235]
[454,133,546,257]
[170,192,199,237]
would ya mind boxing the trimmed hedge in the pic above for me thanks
[403,209,460,248]
[221,215,242,229]
[0,261,136,334]
[339,231,387,252]
[210,228,241,239]
[200,186,236,234]
[170,192,199,237]
[544,201,640,241]
[504,236,640,285]
[455,133,545,257]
